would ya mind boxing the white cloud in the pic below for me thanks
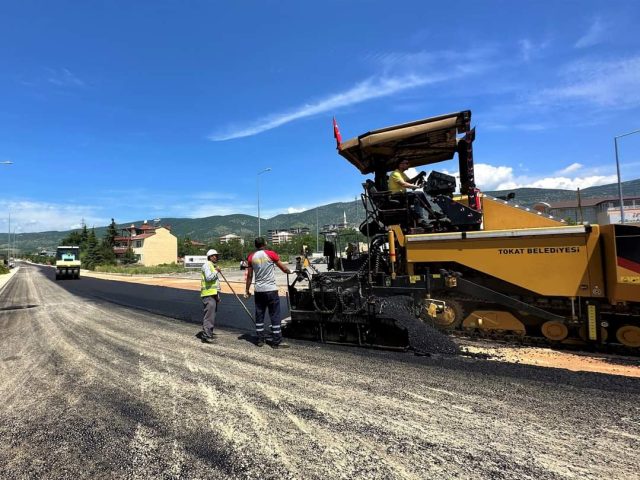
[47,68,85,87]
[575,17,607,48]
[518,38,550,62]
[287,207,305,214]
[209,47,498,141]
[0,201,105,233]
[474,163,516,190]
[535,56,640,108]
[208,74,444,141]
[557,162,583,175]
[372,46,498,74]
[442,162,618,191]
[524,175,618,190]
[482,121,553,131]
[186,203,256,218]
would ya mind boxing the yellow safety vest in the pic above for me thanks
[201,261,220,297]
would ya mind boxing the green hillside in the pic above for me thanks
[487,178,640,206]
[6,178,640,253]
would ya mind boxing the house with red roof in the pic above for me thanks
[113,220,177,266]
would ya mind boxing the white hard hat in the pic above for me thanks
[206,249,218,257]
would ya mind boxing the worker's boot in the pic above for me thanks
[199,331,214,343]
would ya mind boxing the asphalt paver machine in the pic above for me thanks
[285,111,640,351]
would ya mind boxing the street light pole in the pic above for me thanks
[257,167,271,237]
[7,212,9,266]
[2,162,13,264]
[614,128,640,224]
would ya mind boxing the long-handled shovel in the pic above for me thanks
[219,270,255,326]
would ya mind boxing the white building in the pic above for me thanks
[269,230,296,245]
[219,233,244,245]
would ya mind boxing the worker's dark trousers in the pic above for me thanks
[202,295,218,336]
[254,291,282,344]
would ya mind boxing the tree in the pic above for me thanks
[60,230,83,247]
[104,218,118,248]
[276,234,316,256]
[122,247,137,265]
[213,239,244,261]
[84,228,102,270]
[178,236,204,257]
[80,224,89,249]
[100,242,117,265]
[95,218,118,266]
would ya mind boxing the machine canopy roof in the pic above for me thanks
[338,110,472,174]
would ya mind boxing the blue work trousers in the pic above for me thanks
[254,291,282,344]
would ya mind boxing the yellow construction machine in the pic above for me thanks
[285,111,640,351]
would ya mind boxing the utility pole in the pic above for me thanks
[614,128,640,224]
[10,228,15,262]
[257,167,271,237]
[316,207,319,252]
[7,212,10,266]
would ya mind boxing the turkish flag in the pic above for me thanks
[333,117,342,149]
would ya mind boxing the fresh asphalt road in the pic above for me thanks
[1,263,639,479]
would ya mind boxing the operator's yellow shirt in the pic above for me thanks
[389,169,409,193]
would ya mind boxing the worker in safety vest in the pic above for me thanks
[199,249,221,342]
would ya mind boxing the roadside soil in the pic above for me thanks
[459,339,640,378]
[83,269,289,295]
[82,270,640,379]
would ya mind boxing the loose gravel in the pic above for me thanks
[1,264,639,479]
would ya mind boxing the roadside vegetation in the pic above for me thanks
[180,229,365,261]
[24,218,365,273]
[0,264,9,275]
[93,259,240,275]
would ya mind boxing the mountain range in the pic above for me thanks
[6,178,640,253]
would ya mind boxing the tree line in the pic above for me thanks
[180,229,365,262]
[39,220,365,269]
[58,219,136,270]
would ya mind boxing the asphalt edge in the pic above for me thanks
[0,266,20,297]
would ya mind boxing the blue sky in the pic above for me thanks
[1,0,640,233]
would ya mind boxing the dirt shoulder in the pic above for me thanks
[82,270,289,295]
[458,339,640,378]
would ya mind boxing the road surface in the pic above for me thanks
[1,264,639,479]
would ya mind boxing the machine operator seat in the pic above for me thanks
[363,180,414,229]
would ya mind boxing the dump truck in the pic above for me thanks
[285,111,640,351]
[55,245,81,280]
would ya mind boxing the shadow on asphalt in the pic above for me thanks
[237,333,261,346]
